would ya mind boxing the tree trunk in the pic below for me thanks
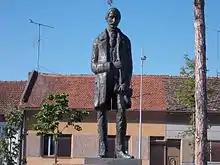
[192,111,195,163]
[54,135,58,165]
[194,0,208,165]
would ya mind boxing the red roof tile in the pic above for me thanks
[2,72,220,113]
[23,72,168,111]
[0,81,27,114]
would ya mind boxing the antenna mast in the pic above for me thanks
[29,19,54,71]
[217,30,220,77]
[107,0,113,7]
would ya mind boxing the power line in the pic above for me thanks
[29,19,54,71]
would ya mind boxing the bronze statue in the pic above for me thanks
[91,7,133,159]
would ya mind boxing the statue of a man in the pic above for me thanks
[91,7,133,159]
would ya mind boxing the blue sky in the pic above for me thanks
[1,0,220,80]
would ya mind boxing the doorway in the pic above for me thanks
[150,136,165,165]
[150,137,181,165]
[166,139,180,165]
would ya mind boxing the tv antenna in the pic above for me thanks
[216,30,220,77]
[107,0,113,6]
[29,19,54,71]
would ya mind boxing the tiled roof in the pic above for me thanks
[0,80,27,114]
[22,72,169,111]
[1,71,220,112]
[165,76,220,112]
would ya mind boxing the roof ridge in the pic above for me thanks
[0,80,27,83]
[39,72,95,77]
[33,71,220,78]
[38,72,173,78]
[133,74,170,76]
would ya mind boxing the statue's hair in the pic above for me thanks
[105,7,121,21]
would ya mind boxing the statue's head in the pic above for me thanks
[105,7,121,29]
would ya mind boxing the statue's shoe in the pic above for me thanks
[97,154,107,158]
[116,151,134,159]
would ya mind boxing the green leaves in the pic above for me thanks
[180,54,195,78]
[177,54,216,160]
[34,93,89,136]
[177,55,196,158]
[0,106,23,165]
[177,54,195,109]
[33,93,89,164]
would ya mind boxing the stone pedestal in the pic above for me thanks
[84,158,142,165]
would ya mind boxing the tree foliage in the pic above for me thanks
[178,54,195,108]
[33,93,89,164]
[0,105,24,165]
[176,54,218,161]
[177,55,196,156]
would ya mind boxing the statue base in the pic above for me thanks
[84,158,142,165]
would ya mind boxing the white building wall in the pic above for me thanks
[166,124,220,165]
[166,124,220,140]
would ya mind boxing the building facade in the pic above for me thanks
[1,71,220,165]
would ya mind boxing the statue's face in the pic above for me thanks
[107,11,120,29]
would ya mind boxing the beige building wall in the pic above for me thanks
[25,110,220,165]
[26,123,165,165]
[27,157,85,165]
[181,139,194,163]
[25,110,165,165]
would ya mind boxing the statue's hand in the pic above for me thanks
[118,83,126,93]
[113,61,122,69]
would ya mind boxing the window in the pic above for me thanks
[42,134,71,157]
[207,141,220,162]
[57,134,71,156]
[43,135,55,156]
